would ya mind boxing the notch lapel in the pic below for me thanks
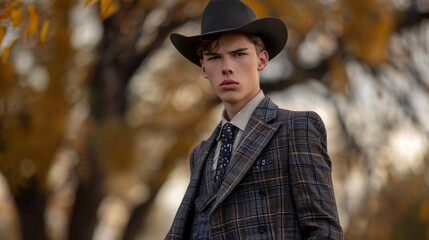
[208,97,280,216]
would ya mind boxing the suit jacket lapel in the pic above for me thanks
[208,97,280,216]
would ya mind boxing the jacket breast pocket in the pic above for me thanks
[240,151,283,184]
[252,158,272,169]
[252,150,277,171]
[248,152,284,182]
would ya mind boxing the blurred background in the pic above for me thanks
[1,0,429,239]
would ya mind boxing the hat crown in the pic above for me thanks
[201,0,258,34]
[170,0,287,66]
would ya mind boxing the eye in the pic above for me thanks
[234,52,246,57]
[208,56,220,61]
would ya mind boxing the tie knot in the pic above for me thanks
[221,123,235,141]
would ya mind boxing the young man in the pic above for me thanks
[166,0,343,239]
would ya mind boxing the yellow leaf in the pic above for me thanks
[0,26,6,45]
[100,0,112,15]
[40,20,49,43]
[11,9,24,28]
[100,0,119,20]
[28,12,39,35]
[1,39,17,64]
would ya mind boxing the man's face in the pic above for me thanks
[200,33,268,111]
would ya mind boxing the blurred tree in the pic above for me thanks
[0,0,429,240]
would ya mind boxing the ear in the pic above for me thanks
[257,50,269,71]
[200,59,208,79]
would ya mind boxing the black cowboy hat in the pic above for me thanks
[170,0,288,66]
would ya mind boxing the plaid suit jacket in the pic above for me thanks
[166,97,343,240]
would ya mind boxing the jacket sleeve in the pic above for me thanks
[288,111,343,240]
[165,143,202,240]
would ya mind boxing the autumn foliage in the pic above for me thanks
[1,0,429,240]
[0,0,50,63]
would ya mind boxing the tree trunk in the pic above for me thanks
[14,178,47,240]
[67,145,104,240]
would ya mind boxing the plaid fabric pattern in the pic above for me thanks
[190,146,216,239]
[165,97,343,240]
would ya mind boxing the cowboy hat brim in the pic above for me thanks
[170,17,288,66]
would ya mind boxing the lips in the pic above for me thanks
[220,79,239,89]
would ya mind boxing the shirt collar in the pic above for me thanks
[217,91,265,140]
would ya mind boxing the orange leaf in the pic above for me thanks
[40,20,49,43]
[0,26,6,45]
[0,8,11,20]
[28,4,37,16]
[1,39,17,64]
[11,9,24,28]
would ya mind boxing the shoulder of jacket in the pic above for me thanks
[276,108,323,122]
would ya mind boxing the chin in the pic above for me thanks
[220,95,242,105]
[219,93,236,102]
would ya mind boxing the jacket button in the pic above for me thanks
[258,226,266,234]
[258,190,266,197]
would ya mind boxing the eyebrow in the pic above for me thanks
[203,48,249,56]
[229,48,248,54]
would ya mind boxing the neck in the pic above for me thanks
[223,91,260,120]
[223,104,241,121]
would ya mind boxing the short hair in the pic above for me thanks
[196,33,266,59]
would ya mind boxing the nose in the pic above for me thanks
[222,57,233,75]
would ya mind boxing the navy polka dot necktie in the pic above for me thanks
[215,123,236,181]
